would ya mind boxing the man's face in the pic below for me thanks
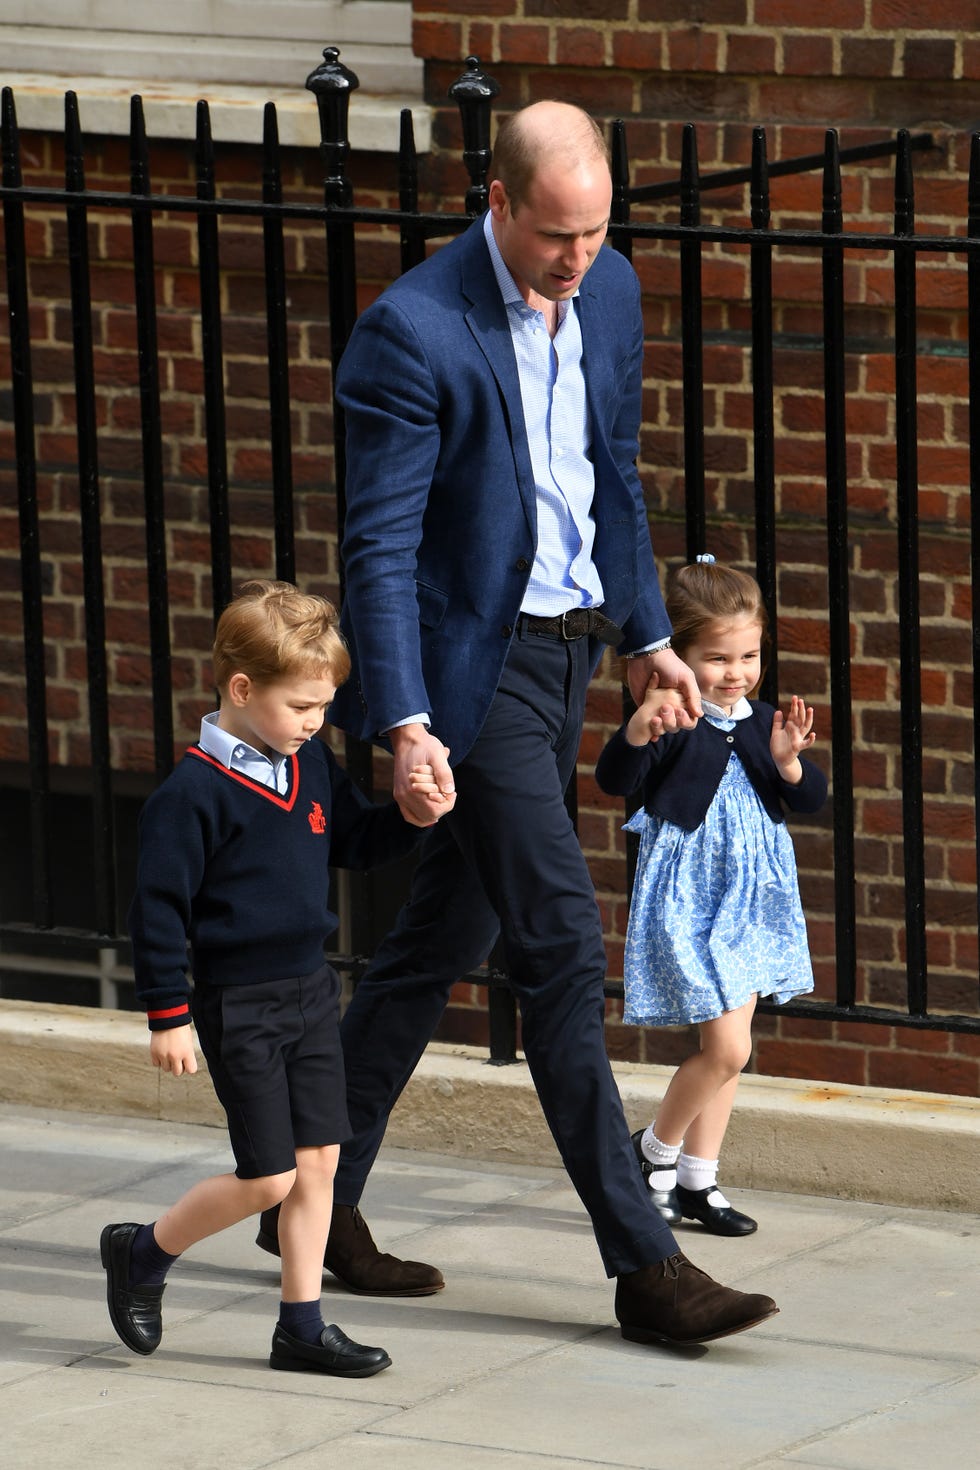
[489,158,612,306]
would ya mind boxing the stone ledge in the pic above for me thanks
[1,999,977,1211]
[1,73,431,152]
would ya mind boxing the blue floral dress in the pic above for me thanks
[622,708,815,1027]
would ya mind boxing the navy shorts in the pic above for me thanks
[191,963,351,1179]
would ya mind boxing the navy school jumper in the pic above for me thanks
[128,736,420,1031]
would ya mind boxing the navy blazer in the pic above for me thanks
[595,702,828,832]
[329,216,671,764]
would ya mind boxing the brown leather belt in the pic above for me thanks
[518,609,624,647]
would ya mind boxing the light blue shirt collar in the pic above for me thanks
[199,711,289,794]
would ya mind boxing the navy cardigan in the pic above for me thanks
[594,700,828,832]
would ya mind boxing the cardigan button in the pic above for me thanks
[726,734,735,743]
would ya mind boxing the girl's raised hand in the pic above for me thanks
[770,695,815,780]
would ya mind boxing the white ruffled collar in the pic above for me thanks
[702,696,753,728]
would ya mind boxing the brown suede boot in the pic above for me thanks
[325,1205,445,1296]
[615,1252,777,1346]
[256,1203,445,1297]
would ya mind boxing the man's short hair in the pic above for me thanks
[490,102,609,213]
[211,580,350,690]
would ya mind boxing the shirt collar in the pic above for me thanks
[702,696,753,725]
[199,711,288,791]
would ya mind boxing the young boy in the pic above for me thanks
[101,580,448,1375]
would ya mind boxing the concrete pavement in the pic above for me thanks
[2,1100,979,1470]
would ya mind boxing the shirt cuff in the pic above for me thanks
[383,714,431,733]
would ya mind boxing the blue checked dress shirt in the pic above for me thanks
[482,212,604,617]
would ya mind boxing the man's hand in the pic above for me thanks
[389,724,456,826]
[626,647,702,724]
[150,1025,198,1076]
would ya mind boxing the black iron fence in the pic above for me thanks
[2,48,979,1054]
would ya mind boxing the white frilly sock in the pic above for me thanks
[677,1151,730,1207]
[640,1127,680,1190]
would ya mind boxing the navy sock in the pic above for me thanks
[129,1222,180,1287]
[278,1299,325,1344]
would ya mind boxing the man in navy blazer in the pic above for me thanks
[266,100,778,1347]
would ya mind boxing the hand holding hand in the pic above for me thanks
[770,695,815,783]
[407,759,452,799]
[625,683,690,746]
[149,1026,198,1076]
[626,647,702,727]
[390,724,456,825]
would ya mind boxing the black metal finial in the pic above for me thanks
[449,56,500,215]
[306,46,360,207]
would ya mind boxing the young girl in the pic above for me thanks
[595,555,827,1237]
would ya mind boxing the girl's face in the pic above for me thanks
[681,613,763,713]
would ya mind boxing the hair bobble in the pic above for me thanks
[695,552,716,565]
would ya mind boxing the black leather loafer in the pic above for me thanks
[269,1322,392,1377]
[630,1130,681,1226]
[100,1222,165,1355]
[676,1183,758,1236]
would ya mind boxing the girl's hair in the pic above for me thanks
[211,580,350,690]
[665,559,771,682]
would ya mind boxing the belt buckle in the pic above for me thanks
[559,609,579,640]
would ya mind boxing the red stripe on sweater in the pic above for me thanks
[186,746,299,811]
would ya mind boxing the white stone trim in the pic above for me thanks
[0,3,428,150]
[2,72,431,152]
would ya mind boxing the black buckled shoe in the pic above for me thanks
[630,1130,681,1226]
[100,1222,165,1355]
[270,1322,392,1376]
[676,1183,758,1236]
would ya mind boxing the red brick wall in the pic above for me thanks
[2,5,979,1095]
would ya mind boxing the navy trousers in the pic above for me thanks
[335,627,678,1276]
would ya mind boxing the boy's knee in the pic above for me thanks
[253,1170,296,1210]
[297,1143,340,1185]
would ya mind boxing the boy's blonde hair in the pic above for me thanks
[212,580,350,690]
[666,559,771,688]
